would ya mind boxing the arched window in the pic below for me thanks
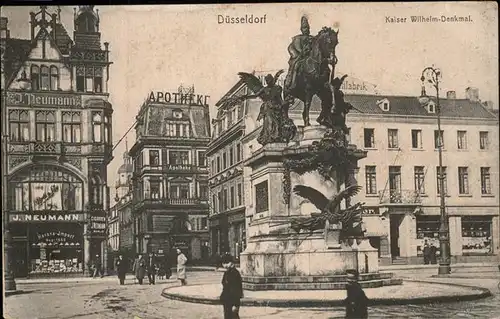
[92,112,102,142]
[31,65,39,90]
[50,66,59,90]
[40,65,50,90]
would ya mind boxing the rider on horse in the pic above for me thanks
[284,16,314,97]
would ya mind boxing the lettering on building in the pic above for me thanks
[7,92,82,107]
[9,213,84,222]
[149,91,210,106]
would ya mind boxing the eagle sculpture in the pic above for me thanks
[290,184,365,234]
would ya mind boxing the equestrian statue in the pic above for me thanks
[284,16,341,128]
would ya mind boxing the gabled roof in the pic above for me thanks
[50,23,73,55]
[3,38,32,85]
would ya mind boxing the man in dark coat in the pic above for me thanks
[147,252,156,285]
[344,269,369,319]
[115,254,128,285]
[430,243,438,264]
[220,254,243,319]
[423,239,431,264]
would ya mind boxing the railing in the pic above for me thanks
[29,141,62,154]
[379,189,422,204]
[139,195,208,206]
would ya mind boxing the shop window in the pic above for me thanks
[416,216,441,256]
[62,112,81,143]
[255,181,269,213]
[365,166,377,195]
[462,217,492,255]
[35,111,55,142]
[364,128,375,148]
[9,110,30,142]
[10,166,83,211]
[387,129,399,149]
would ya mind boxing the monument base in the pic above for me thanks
[240,232,402,290]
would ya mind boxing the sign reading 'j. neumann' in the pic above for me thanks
[7,92,82,107]
[9,213,84,222]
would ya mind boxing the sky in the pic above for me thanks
[2,2,498,195]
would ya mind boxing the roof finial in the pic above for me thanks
[125,137,128,152]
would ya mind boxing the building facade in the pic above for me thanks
[2,6,113,277]
[207,80,246,260]
[129,86,211,263]
[236,71,498,265]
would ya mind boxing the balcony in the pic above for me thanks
[135,195,209,210]
[30,141,62,154]
[379,190,422,205]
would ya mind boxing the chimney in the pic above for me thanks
[446,91,456,99]
[0,17,9,39]
[465,87,479,102]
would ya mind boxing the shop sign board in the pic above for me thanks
[9,212,84,222]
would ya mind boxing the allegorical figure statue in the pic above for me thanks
[284,16,314,96]
[232,70,296,145]
[322,74,353,134]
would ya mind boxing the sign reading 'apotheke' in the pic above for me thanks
[7,91,82,107]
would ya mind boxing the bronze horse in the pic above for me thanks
[285,27,339,127]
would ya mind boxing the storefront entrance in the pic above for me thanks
[390,215,402,258]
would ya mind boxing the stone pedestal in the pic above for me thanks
[240,126,398,290]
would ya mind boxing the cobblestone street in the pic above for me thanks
[4,270,500,319]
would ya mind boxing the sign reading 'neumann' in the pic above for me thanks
[10,213,84,222]
[7,92,82,107]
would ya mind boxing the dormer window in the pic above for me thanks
[428,102,436,114]
[377,98,390,111]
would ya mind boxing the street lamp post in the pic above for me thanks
[421,66,451,275]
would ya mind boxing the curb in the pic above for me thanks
[5,290,26,297]
[161,280,493,308]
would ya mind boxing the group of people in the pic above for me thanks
[114,249,188,286]
[422,239,438,265]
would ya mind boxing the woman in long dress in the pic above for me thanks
[176,248,188,286]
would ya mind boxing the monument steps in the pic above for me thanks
[243,277,403,291]
[242,272,394,284]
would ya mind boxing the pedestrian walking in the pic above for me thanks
[115,254,128,285]
[344,269,369,319]
[92,254,104,278]
[430,243,437,264]
[147,252,156,285]
[176,248,188,286]
[219,254,243,319]
[165,254,172,279]
[423,239,430,265]
[133,254,146,285]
